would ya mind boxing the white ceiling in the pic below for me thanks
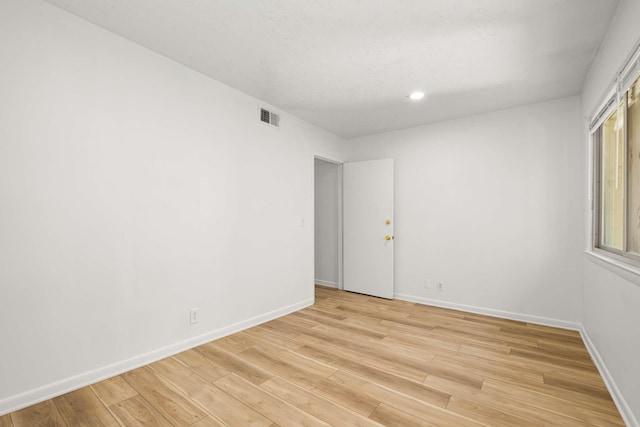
[45,0,619,138]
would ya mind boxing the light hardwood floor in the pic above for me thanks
[1,286,624,426]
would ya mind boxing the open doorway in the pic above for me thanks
[314,157,342,290]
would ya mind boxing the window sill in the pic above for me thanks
[584,250,640,287]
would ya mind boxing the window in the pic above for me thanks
[593,73,640,261]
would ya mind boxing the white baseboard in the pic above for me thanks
[393,293,581,331]
[580,327,639,427]
[315,279,338,288]
[0,298,313,417]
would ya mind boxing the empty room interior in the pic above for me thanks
[2,0,640,425]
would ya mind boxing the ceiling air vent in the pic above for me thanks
[260,107,280,128]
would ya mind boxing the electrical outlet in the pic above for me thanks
[424,279,431,289]
[437,282,444,292]
[190,308,200,324]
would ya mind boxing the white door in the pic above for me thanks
[343,159,394,299]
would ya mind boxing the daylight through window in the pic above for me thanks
[594,73,640,261]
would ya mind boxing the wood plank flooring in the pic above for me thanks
[2,286,625,426]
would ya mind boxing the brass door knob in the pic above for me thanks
[385,235,393,241]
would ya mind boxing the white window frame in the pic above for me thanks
[588,40,640,270]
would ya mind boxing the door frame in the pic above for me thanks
[313,155,344,290]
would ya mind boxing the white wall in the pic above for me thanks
[581,0,640,424]
[0,0,344,414]
[314,160,340,287]
[347,96,584,326]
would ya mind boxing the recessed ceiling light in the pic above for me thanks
[409,91,425,100]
